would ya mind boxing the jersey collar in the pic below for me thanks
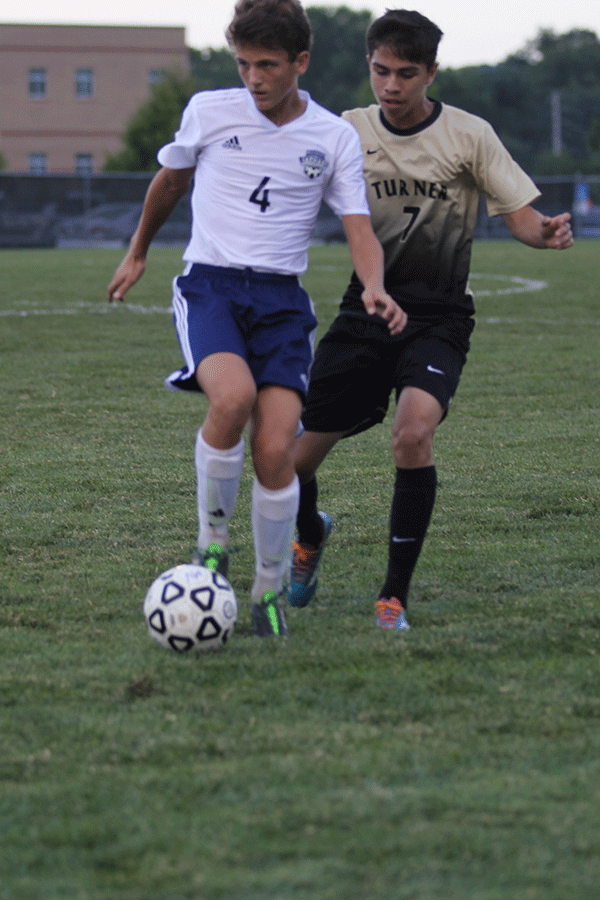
[245,88,313,129]
[379,99,442,136]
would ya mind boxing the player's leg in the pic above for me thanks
[375,386,442,629]
[376,315,474,628]
[295,429,342,544]
[193,351,256,573]
[249,385,303,636]
[168,266,255,572]
[286,430,341,607]
[289,317,396,607]
[196,351,257,450]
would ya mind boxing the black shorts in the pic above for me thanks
[301,313,475,437]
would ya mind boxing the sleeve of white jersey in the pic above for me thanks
[157,96,203,169]
[322,124,370,219]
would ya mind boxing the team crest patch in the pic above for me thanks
[299,150,328,179]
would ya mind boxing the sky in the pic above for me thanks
[2,0,600,68]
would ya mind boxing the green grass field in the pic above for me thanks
[1,240,599,899]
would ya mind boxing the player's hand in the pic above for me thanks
[541,212,574,250]
[362,289,407,336]
[107,253,146,302]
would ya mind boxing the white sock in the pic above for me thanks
[251,476,299,601]
[195,430,244,551]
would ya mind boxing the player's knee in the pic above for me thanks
[294,443,319,482]
[295,458,318,483]
[208,384,256,432]
[294,431,339,483]
[251,432,294,484]
[392,420,434,466]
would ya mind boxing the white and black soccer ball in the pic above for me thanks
[143,564,237,653]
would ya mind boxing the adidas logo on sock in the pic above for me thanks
[222,135,242,150]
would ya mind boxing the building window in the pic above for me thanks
[29,153,48,173]
[75,154,94,175]
[29,68,47,97]
[75,68,94,98]
[148,68,165,89]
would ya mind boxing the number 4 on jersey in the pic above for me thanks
[249,176,271,213]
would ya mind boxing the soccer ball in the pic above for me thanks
[143,564,237,652]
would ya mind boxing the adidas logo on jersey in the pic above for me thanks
[222,135,242,150]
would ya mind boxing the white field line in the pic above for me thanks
[0,302,172,317]
[0,273,561,318]
[468,273,548,296]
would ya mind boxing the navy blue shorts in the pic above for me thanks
[166,263,318,400]
[301,312,475,437]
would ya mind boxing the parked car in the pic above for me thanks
[55,202,144,247]
[0,199,57,248]
[56,198,192,247]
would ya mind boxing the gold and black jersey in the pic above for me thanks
[341,101,541,317]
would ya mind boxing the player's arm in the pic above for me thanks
[341,214,407,336]
[502,205,574,250]
[108,166,194,301]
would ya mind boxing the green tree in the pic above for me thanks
[435,28,600,173]
[189,47,239,89]
[105,70,197,171]
[524,29,600,166]
[435,65,496,122]
[107,11,600,175]
[301,6,373,113]
[532,28,600,90]
[106,7,375,170]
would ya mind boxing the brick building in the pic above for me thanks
[0,23,189,173]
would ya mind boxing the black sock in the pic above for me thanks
[380,466,437,609]
[296,477,324,546]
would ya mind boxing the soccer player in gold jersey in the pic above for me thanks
[287,9,573,629]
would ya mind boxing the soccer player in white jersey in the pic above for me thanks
[107,0,405,638]
[287,9,574,630]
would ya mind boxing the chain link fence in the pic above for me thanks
[0,172,599,248]
[474,174,600,239]
[0,173,190,249]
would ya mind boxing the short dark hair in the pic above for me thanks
[226,0,312,60]
[366,9,443,69]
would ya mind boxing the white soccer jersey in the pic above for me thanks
[158,88,369,275]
